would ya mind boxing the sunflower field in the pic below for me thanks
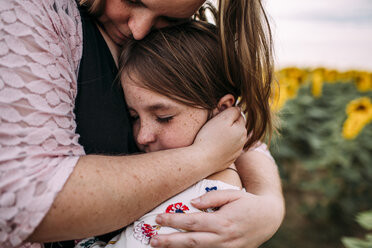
[263,68,372,248]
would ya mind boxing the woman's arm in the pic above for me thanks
[28,107,247,243]
[236,148,283,197]
[148,149,285,248]
[235,150,285,243]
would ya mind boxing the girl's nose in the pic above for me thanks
[136,122,156,146]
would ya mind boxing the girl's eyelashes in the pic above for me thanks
[156,116,173,123]
[129,114,174,124]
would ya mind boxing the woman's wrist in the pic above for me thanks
[186,145,214,175]
[258,193,286,239]
[188,143,231,177]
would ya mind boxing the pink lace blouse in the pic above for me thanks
[0,1,85,247]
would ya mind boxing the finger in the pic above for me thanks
[191,189,244,209]
[230,109,247,138]
[235,97,247,122]
[235,114,248,142]
[234,110,247,130]
[239,111,247,122]
[215,106,242,125]
[155,212,221,233]
[150,231,222,248]
[230,106,245,126]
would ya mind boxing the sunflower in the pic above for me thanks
[312,70,324,98]
[355,71,372,92]
[342,97,372,139]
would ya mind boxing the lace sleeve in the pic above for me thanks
[0,1,85,247]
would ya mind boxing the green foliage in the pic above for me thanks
[357,210,372,230]
[272,81,372,222]
[267,78,372,247]
[342,236,372,248]
[342,210,372,248]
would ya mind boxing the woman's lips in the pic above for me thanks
[117,28,130,42]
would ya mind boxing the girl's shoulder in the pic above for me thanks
[206,165,242,189]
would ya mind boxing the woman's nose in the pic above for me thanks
[136,122,156,145]
[128,11,154,40]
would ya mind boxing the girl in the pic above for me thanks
[76,20,275,248]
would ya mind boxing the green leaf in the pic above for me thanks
[342,237,372,248]
[357,211,372,230]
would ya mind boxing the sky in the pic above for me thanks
[265,0,372,70]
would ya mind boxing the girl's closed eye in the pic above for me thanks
[156,116,173,123]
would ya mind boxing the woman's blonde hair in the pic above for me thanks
[119,19,273,149]
[215,0,274,147]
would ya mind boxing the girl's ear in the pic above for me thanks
[211,94,236,116]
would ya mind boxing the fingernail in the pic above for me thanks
[240,111,246,121]
[190,197,201,205]
[155,215,163,224]
[151,237,159,247]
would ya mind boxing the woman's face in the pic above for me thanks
[98,0,206,45]
[122,76,209,153]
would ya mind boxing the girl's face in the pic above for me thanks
[122,77,209,153]
[98,0,206,45]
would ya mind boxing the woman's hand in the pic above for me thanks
[150,190,284,248]
[150,149,285,248]
[192,107,247,172]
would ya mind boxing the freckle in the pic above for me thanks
[178,167,181,172]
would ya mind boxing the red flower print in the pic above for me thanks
[133,221,161,244]
[165,202,190,213]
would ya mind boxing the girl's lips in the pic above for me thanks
[139,145,156,153]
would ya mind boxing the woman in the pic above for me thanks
[0,0,284,247]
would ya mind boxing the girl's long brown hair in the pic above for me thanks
[119,19,273,149]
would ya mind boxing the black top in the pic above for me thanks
[45,6,138,248]
[74,9,137,155]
